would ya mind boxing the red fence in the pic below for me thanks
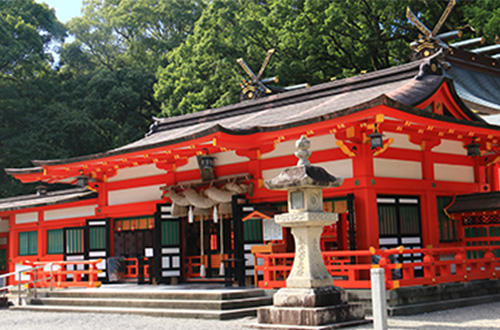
[254,245,500,290]
[23,259,102,288]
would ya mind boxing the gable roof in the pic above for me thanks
[5,51,499,182]
[0,187,96,212]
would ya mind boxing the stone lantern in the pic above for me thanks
[254,135,367,329]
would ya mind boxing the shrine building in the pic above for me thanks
[1,35,500,291]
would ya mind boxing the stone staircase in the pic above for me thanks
[11,286,273,320]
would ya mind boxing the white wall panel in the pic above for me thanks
[108,185,163,205]
[432,139,467,155]
[213,150,247,165]
[15,212,38,224]
[177,156,198,172]
[434,164,474,182]
[108,164,166,182]
[44,205,97,221]
[0,219,9,232]
[261,135,338,160]
[374,159,422,179]
[316,159,353,179]
[385,132,422,150]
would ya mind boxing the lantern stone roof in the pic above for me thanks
[264,165,344,191]
[446,191,500,214]
[0,187,96,212]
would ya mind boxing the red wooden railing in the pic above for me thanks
[254,245,500,290]
[22,259,102,288]
[123,258,150,280]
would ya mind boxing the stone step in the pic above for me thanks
[29,295,272,310]
[10,304,259,320]
[45,288,266,301]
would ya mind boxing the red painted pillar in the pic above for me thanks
[38,210,45,259]
[489,163,500,192]
[352,143,379,250]
[421,147,439,248]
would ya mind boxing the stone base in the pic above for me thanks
[257,304,366,327]
[254,286,368,329]
[273,287,346,307]
[247,318,372,330]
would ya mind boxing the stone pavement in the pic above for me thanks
[1,300,500,330]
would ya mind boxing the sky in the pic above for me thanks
[35,0,83,23]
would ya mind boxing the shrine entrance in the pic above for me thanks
[113,216,155,282]
[377,196,423,265]
[183,217,232,281]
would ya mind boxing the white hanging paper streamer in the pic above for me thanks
[188,205,194,223]
[200,264,206,278]
[213,205,218,223]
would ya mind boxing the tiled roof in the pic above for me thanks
[447,191,500,213]
[0,188,96,212]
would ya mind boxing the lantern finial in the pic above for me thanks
[295,135,311,166]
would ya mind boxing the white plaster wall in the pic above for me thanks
[316,159,353,179]
[44,205,97,221]
[385,132,422,150]
[432,139,467,155]
[0,219,9,232]
[262,168,284,181]
[261,135,338,160]
[213,150,247,165]
[108,184,164,205]
[176,156,198,172]
[374,159,422,179]
[15,212,38,224]
[108,164,167,182]
[434,164,474,182]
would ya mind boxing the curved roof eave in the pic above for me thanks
[23,68,497,170]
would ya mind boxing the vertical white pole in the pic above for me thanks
[200,215,206,277]
[371,268,388,330]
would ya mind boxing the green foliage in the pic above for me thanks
[154,0,473,117]
[0,0,65,75]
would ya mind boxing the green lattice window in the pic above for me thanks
[89,227,106,250]
[65,228,84,254]
[161,221,180,246]
[244,218,263,243]
[19,231,37,256]
[47,229,63,254]
[0,249,6,271]
[437,196,457,242]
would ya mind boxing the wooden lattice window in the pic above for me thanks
[19,231,37,256]
[161,221,180,246]
[437,196,457,242]
[47,229,63,254]
[89,227,106,250]
[244,218,263,243]
[0,249,6,271]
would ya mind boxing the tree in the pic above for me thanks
[154,0,473,117]
[0,0,65,76]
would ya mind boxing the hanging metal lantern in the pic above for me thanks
[466,140,481,157]
[368,127,384,150]
[197,149,215,181]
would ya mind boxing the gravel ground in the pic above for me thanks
[1,301,500,330]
